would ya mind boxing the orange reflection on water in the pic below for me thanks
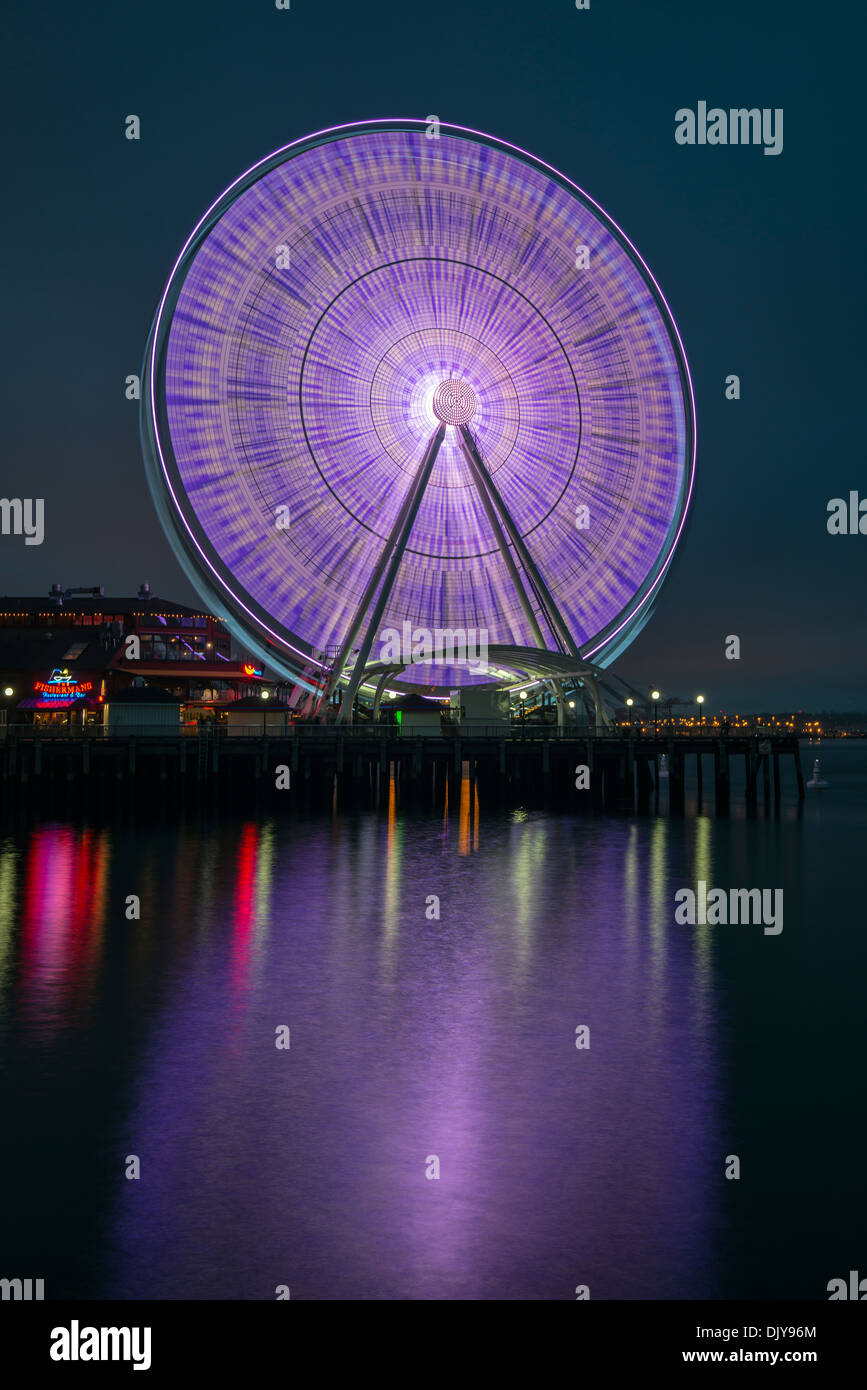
[459,763,471,856]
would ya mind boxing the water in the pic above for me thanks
[0,742,864,1301]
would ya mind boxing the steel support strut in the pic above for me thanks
[458,436,549,651]
[457,424,583,660]
[457,424,610,727]
[334,425,446,722]
[318,426,445,715]
[457,433,573,721]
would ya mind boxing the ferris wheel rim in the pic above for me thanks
[141,118,697,688]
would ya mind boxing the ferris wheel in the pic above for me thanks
[141,119,695,713]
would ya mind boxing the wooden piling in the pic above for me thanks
[669,742,685,814]
[746,744,758,805]
[0,728,806,815]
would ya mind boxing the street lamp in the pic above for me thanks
[696,694,705,729]
[3,687,12,698]
[519,690,527,728]
[625,696,634,731]
[650,689,660,735]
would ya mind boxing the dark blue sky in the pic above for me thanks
[3,0,864,709]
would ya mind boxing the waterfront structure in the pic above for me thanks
[0,720,805,813]
[142,121,695,723]
[390,692,446,737]
[225,695,293,737]
[105,683,181,735]
[0,586,269,729]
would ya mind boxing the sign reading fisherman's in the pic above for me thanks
[33,669,93,700]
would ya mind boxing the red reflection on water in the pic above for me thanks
[230,822,259,993]
[18,825,108,1032]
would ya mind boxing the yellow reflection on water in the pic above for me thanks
[647,817,669,997]
[381,764,403,958]
[250,819,275,981]
[689,814,715,1021]
[509,820,549,974]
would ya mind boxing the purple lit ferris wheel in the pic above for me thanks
[142,119,695,708]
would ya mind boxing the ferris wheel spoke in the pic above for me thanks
[457,424,583,662]
[330,425,446,721]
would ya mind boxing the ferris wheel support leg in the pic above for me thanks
[457,432,548,652]
[458,424,585,727]
[335,425,446,723]
[554,684,567,729]
[583,672,611,730]
[318,426,446,715]
[457,425,584,664]
[372,670,398,720]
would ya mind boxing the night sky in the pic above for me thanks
[4,0,863,709]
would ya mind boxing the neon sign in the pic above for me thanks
[242,664,262,677]
[33,669,93,700]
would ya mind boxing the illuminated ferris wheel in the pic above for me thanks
[141,119,695,717]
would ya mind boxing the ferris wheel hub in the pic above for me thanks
[432,378,478,426]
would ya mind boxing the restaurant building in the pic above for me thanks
[0,583,278,730]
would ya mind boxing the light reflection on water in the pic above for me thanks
[0,742,864,1300]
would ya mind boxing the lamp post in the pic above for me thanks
[625,696,634,732]
[519,690,527,729]
[696,694,705,730]
[650,689,660,736]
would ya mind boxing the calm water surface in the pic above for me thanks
[1,742,864,1300]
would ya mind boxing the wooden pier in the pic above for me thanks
[0,726,805,815]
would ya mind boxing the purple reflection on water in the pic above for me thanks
[105,815,721,1299]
